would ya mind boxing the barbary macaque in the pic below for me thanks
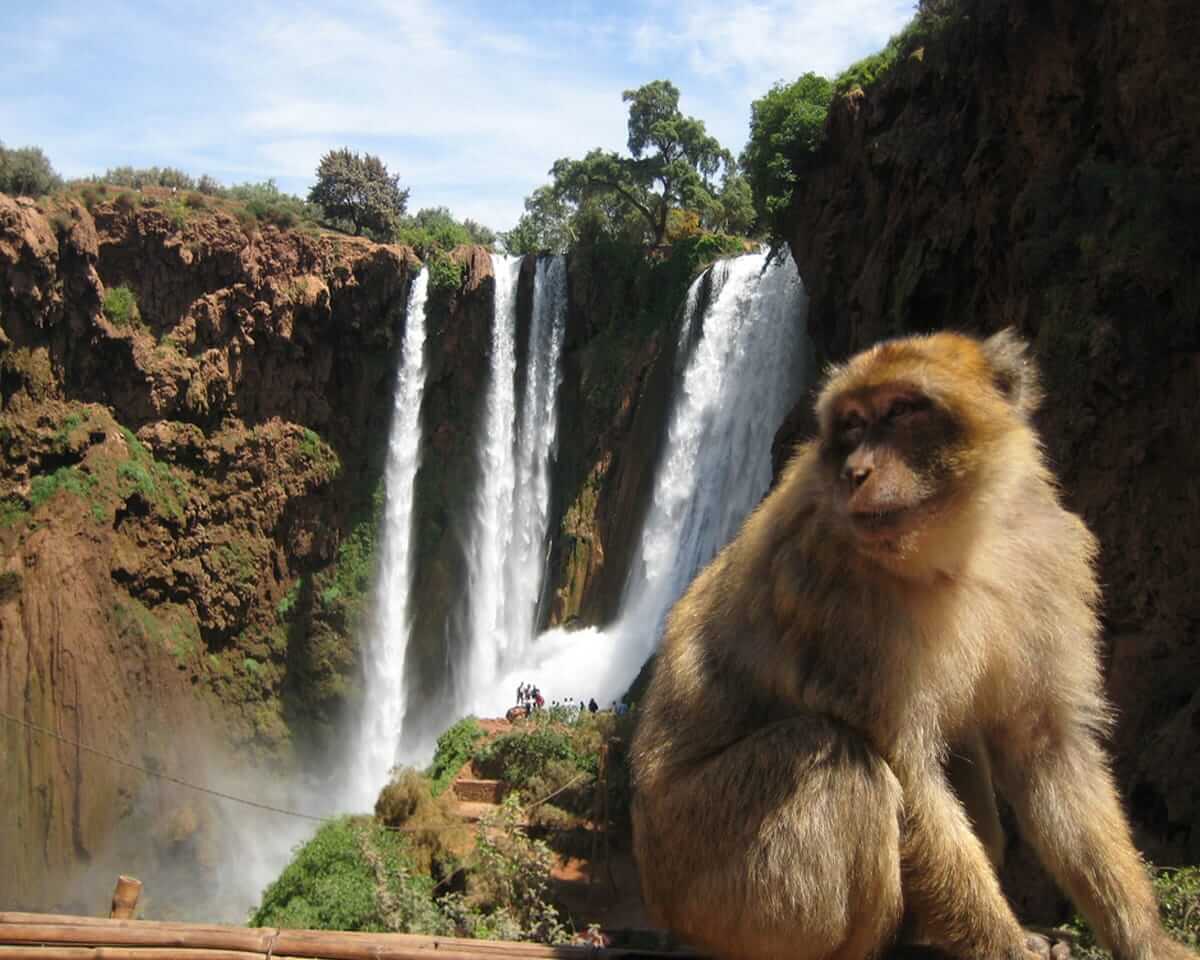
[632,330,1196,960]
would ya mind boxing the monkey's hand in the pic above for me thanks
[1023,931,1071,960]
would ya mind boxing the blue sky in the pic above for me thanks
[2,0,916,230]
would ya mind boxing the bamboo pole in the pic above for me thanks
[0,914,701,960]
[108,878,142,921]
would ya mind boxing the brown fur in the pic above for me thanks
[631,331,1196,960]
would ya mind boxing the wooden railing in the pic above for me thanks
[0,912,692,960]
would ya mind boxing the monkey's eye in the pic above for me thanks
[837,415,866,446]
[886,397,929,421]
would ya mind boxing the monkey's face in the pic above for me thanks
[824,383,965,552]
[816,333,1023,565]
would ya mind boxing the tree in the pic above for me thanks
[0,142,62,197]
[308,148,409,238]
[549,80,733,246]
[501,186,578,254]
[741,73,834,239]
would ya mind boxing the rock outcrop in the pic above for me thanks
[0,193,418,910]
[779,0,1200,901]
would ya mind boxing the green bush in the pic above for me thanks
[251,817,447,934]
[426,250,465,296]
[428,717,486,795]
[102,286,140,328]
[475,727,579,788]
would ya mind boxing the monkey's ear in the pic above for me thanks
[981,328,1042,416]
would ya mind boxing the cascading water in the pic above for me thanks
[460,255,569,713]
[617,250,809,657]
[344,267,430,810]
[467,249,809,714]
[461,254,522,704]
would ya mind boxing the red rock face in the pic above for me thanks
[778,0,1200,896]
[0,194,422,911]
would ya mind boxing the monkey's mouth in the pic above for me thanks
[850,507,913,541]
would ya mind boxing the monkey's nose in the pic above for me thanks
[844,465,871,489]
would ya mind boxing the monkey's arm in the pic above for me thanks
[894,745,1035,959]
[991,713,1197,960]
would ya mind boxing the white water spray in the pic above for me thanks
[468,250,809,714]
[461,255,568,713]
[345,267,430,810]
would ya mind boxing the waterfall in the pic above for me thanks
[466,249,809,714]
[618,250,808,655]
[461,254,568,713]
[344,267,430,810]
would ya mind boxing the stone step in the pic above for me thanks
[453,778,508,804]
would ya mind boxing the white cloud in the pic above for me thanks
[633,0,916,86]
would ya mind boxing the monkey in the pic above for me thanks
[630,330,1197,960]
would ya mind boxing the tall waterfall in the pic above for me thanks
[461,255,569,713]
[466,249,809,714]
[617,250,809,658]
[345,267,430,810]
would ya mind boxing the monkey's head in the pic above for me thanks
[814,329,1042,575]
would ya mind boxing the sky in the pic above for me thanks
[1,0,916,231]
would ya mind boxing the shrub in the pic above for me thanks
[251,817,447,934]
[428,717,486,795]
[374,768,468,877]
[475,727,579,788]
[426,251,464,296]
[450,796,570,944]
[114,191,139,213]
[183,190,207,210]
[102,286,139,328]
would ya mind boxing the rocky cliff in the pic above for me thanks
[779,0,1200,902]
[0,192,420,910]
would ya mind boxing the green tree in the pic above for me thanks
[741,72,834,238]
[550,80,733,246]
[500,186,576,254]
[308,148,409,238]
[0,142,62,197]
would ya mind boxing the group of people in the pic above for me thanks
[515,682,544,711]
[513,682,607,717]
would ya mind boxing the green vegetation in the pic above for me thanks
[102,286,141,329]
[296,427,341,478]
[0,141,61,197]
[29,466,97,509]
[475,726,581,789]
[1065,866,1200,957]
[741,0,967,241]
[505,79,744,253]
[742,73,834,241]
[395,206,496,256]
[252,817,447,933]
[308,148,409,239]
[117,427,187,520]
[426,250,465,296]
[113,597,200,663]
[428,717,486,795]
[0,497,28,528]
[225,179,317,230]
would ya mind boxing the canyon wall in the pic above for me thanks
[780,0,1200,899]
